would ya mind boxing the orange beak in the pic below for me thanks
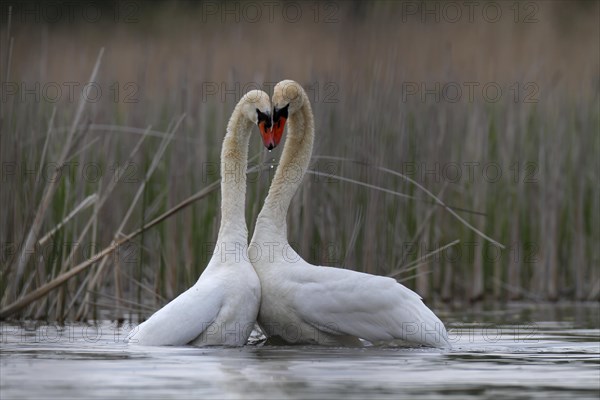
[272,116,286,149]
[259,121,275,150]
[271,104,289,149]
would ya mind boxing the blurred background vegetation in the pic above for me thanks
[1,0,598,320]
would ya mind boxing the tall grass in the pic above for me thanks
[1,1,598,320]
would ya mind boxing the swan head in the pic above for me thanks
[241,90,274,150]
[272,80,304,146]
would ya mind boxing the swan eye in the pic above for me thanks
[273,104,289,121]
[256,109,272,128]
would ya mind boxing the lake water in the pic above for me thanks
[1,303,598,399]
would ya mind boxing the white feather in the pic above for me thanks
[252,81,450,347]
[128,91,270,346]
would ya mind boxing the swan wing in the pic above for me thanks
[292,264,449,347]
[128,275,224,346]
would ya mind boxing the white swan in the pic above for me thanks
[250,80,450,347]
[128,90,273,346]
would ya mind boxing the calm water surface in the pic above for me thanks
[1,303,598,399]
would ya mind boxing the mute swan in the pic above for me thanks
[128,90,273,346]
[250,80,450,347]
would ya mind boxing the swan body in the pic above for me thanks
[251,81,450,347]
[129,90,272,346]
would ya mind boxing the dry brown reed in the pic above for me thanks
[1,1,598,320]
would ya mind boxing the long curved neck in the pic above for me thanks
[256,93,314,238]
[218,106,253,244]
